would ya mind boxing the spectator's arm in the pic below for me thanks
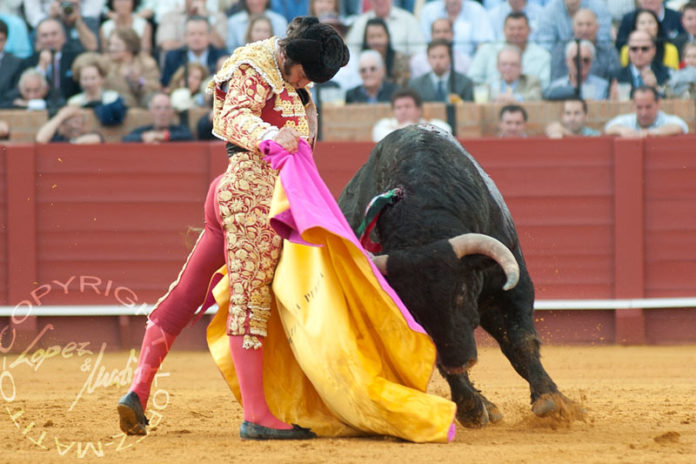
[604,123,639,137]
[168,125,194,141]
[74,14,99,51]
[647,124,687,137]
[0,120,9,140]
[122,128,145,142]
[36,106,81,143]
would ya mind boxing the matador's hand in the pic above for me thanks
[273,127,301,153]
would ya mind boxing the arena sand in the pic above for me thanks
[1,345,694,464]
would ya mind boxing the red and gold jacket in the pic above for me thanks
[208,38,315,153]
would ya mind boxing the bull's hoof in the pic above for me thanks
[482,397,504,424]
[457,397,495,429]
[532,392,586,423]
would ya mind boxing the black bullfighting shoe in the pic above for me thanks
[117,391,149,435]
[239,421,316,440]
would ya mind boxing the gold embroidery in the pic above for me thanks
[216,153,281,347]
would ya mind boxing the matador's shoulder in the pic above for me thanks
[209,38,285,94]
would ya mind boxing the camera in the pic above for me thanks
[61,1,75,16]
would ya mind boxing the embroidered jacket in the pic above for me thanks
[209,37,312,153]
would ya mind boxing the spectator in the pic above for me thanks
[545,97,600,137]
[226,0,287,53]
[68,52,129,126]
[0,69,49,110]
[270,0,308,23]
[535,0,612,52]
[35,105,104,143]
[101,0,152,54]
[310,0,346,37]
[481,0,549,7]
[244,14,274,44]
[372,88,452,142]
[487,0,544,43]
[419,0,494,56]
[604,86,688,137]
[410,18,471,79]
[489,45,542,102]
[123,92,194,142]
[408,39,474,103]
[156,0,227,53]
[616,0,685,51]
[549,8,620,82]
[0,120,8,140]
[169,62,209,112]
[345,0,425,57]
[666,42,696,98]
[545,39,609,100]
[23,0,104,30]
[0,12,32,58]
[619,9,680,70]
[46,0,101,52]
[103,27,161,108]
[161,16,228,88]
[345,50,399,103]
[0,19,23,97]
[21,17,81,103]
[468,11,551,88]
[498,103,528,137]
[604,0,636,23]
[361,17,411,88]
[615,30,672,95]
[674,1,696,61]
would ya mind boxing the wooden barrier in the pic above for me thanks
[1,136,695,349]
[2,99,694,143]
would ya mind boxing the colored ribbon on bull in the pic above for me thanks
[206,140,455,443]
[356,187,403,253]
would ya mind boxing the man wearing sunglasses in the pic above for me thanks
[615,29,671,95]
[543,39,609,100]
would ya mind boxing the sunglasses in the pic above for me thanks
[569,56,592,65]
[359,66,378,73]
[629,45,653,52]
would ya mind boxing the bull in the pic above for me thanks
[338,125,583,427]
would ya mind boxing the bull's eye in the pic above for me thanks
[455,294,465,306]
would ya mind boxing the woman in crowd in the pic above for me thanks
[226,0,287,52]
[168,62,210,111]
[619,9,680,70]
[101,0,152,54]
[361,17,410,88]
[244,14,274,44]
[103,28,161,108]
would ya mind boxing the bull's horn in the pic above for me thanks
[372,254,388,275]
[449,233,520,291]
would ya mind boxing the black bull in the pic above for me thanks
[338,126,583,426]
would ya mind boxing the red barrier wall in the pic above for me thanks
[1,136,696,349]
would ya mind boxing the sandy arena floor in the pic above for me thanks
[1,344,694,464]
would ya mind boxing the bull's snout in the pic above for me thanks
[442,357,477,375]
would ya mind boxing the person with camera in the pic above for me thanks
[23,0,100,52]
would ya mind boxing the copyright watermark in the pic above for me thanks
[1,275,171,458]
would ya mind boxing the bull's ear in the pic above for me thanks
[372,254,388,275]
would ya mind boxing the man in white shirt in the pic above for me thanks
[372,88,452,142]
[420,0,495,56]
[345,0,425,57]
[467,11,551,88]
[487,0,544,43]
[410,17,471,78]
[604,86,689,137]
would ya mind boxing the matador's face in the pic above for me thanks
[282,60,311,89]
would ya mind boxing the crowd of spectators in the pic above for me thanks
[0,0,693,143]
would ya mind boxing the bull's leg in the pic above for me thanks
[436,364,503,427]
[479,296,585,422]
